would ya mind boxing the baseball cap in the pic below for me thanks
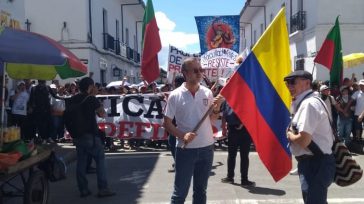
[284,70,313,82]
[319,85,330,92]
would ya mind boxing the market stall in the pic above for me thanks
[0,26,87,204]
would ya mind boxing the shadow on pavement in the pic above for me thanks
[240,185,286,196]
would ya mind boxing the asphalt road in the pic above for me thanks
[43,150,364,204]
[2,143,363,204]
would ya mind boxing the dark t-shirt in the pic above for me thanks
[67,93,101,135]
[221,101,241,126]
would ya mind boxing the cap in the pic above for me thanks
[50,84,57,89]
[17,81,25,86]
[284,70,313,82]
[319,85,330,92]
[359,79,364,86]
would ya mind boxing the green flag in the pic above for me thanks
[314,16,343,87]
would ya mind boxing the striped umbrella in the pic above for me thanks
[0,26,87,79]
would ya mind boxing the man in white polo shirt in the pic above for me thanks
[163,57,222,204]
[285,70,335,204]
[349,79,364,140]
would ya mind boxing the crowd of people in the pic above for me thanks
[1,60,363,202]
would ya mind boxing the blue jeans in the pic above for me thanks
[51,115,64,140]
[168,134,176,159]
[74,134,108,194]
[171,145,214,204]
[298,154,335,204]
[337,116,352,144]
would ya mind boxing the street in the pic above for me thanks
[45,150,364,204]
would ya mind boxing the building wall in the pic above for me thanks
[24,0,88,41]
[24,0,144,85]
[241,0,364,82]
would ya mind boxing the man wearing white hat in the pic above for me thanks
[319,84,344,127]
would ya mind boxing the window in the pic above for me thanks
[260,24,264,35]
[270,14,274,22]
[298,0,303,11]
[102,9,108,34]
[100,70,106,85]
[126,28,129,46]
[116,20,119,40]
[253,30,257,44]
[295,55,305,70]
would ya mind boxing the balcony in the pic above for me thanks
[103,33,115,51]
[133,50,140,63]
[290,11,306,33]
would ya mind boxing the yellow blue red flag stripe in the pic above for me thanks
[220,8,292,182]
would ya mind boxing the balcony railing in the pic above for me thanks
[103,33,115,51]
[115,39,121,55]
[290,11,306,33]
[126,46,134,60]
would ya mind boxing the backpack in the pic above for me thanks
[39,151,67,182]
[64,96,90,138]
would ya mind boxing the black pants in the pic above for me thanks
[226,125,252,182]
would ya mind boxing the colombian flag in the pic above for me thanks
[220,8,292,182]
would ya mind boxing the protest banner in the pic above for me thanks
[96,93,224,141]
[200,48,238,80]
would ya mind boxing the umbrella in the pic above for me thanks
[106,81,131,88]
[0,26,87,79]
[343,53,364,69]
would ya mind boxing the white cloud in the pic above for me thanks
[155,12,199,69]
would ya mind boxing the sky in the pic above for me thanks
[145,0,246,69]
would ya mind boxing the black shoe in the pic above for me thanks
[87,166,97,174]
[98,189,116,198]
[221,177,234,184]
[241,180,256,187]
[80,190,92,198]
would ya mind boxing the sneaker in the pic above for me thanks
[221,177,234,184]
[97,189,116,198]
[80,190,92,198]
[241,180,256,187]
[168,163,175,173]
[290,168,298,175]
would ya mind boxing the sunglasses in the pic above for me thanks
[285,78,302,86]
[192,68,204,74]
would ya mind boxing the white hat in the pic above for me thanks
[50,84,57,89]
[17,81,25,86]
[319,85,329,92]
[359,79,364,86]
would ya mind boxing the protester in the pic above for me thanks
[27,80,52,144]
[67,77,115,198]
[49,84,66,143]
[336,86,352,144]
[220,100,255,187]
[167,75,185,173]
[163,57,223,203]
[349,79,364,141]
[319,84,344,128]
[285,70,335,204]
[10,81,29,140]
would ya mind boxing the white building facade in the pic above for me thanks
[240,0,364,82]
[24,0,145,85]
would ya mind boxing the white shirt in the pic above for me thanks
[12,91,29,116]
[290,90,333,156]
[351,90,364,116]
[164,83,214,148]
